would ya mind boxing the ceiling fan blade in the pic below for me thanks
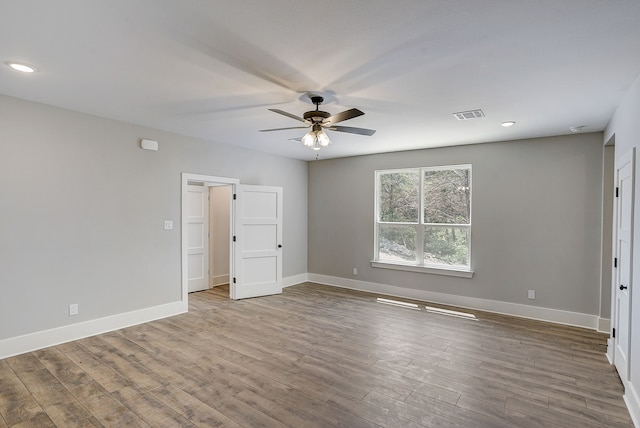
[269,108,308,123]
[259,126,309,132]
[324,108,364,125]
[288,137,302,142]
[329,125,376,136]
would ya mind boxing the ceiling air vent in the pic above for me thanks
[453,109,485,120]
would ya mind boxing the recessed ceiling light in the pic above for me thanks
[501,121,516,127]
[569,125,586,133]
[7,62,38,73]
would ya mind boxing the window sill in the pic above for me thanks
[370,261,474,278]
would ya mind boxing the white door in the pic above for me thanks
[232,185,283,299]
[187,184,210,293]
[613,149,634,381]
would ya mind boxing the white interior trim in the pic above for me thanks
[624,383,640,428]
[598,317,611,334]
[283,273,308,288]
[607,338,614,364]
[0,301,187,360]
[371,261,474,278]
[308,273,601,330]
[0,272,308,359]
[211,274,230,287]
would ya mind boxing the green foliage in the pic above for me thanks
[423,226,469,266]
[378,171,419,222]
[423,169,470,224]
[379,225,416,261]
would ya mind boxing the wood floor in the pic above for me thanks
[0,283,633,427]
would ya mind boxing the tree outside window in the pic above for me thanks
[375,165,471,270]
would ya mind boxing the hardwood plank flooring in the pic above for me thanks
[0,283,632,427]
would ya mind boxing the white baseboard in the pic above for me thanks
[598,317,611,334]
[624,383,640,428]
[0,273,309,360]
[283,273,308,288]
[0,273,605,361]
[308,274,601,330]
[0,301,187,360]
[211,274,229,287]
[607,338,614,364]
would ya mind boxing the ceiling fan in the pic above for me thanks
[259,95,376,150]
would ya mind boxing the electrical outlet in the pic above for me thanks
[353,267,358,275]
[69,303,79,316]
[527,290,536,300]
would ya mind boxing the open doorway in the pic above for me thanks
[208,184,232,297]
[182,174,239,304]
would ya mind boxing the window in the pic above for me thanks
[374,165,471,273]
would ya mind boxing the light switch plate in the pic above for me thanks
[164,220,173,230]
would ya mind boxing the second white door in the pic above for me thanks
[187,184,210,293]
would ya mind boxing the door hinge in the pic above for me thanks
[233,236,236,242]
[233,193,237,200]
[233,277,236,284]
[616,187,619,197]
[613,328,616,338]
[614,257,618,268]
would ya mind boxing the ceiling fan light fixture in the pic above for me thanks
[301,131,315,147]
[301,125,331,150]
[317,130,331,147]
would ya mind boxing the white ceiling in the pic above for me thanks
[1,1,640,160]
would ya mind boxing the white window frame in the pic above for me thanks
[372,165,473,278]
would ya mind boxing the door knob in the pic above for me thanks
[277,244,282,248]
[620,284,628,290]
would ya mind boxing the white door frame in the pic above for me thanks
[181,173,239,303]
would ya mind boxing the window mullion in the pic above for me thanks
[417,168,425,265]
[415,224,424,265]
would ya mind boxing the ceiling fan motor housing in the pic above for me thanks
[303,110,330,122]
[304,95,330,122]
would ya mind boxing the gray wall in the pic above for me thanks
[0,94,308,340]
[308,133,604,315]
